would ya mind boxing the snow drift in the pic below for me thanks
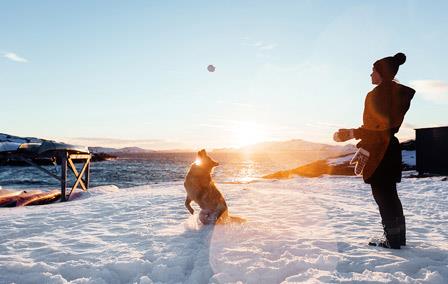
[0,175,447,283]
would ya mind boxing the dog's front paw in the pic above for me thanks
[199,209,218,225]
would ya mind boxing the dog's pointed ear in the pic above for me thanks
[198,149,206,157]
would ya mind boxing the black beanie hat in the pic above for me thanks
[373,52,406,81]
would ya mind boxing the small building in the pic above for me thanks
[415,126,448,176]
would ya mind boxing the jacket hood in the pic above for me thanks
[398,83,415,103]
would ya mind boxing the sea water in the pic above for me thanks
[0,152,320,189]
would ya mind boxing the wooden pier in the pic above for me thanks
[1,142,92,202]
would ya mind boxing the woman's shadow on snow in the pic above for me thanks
[142,213,216,283]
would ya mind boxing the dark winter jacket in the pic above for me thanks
[354,81,415,184]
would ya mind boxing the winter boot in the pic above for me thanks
[369,219,401,249]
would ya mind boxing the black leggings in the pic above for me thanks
[371,182,404,221]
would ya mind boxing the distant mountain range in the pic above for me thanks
[213,139,356,154]
[211,139,356,163]
[89,138,415,156]
[1,133,356,157]
[82,139,357,165]
[88,146,157,154]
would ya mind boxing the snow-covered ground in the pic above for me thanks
[402,150,416,167]
[1,175,447,283]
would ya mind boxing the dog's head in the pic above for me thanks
[195,149,219,172]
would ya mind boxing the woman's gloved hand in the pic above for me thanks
[350,148,370,176]
[333,128,355,142]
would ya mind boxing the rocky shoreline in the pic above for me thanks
[263,141,417,179]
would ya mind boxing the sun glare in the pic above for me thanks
[233,122,267,148]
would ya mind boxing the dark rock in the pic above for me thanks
[263,159,355,179]
[91,153,117,162]
[400,140,415,151]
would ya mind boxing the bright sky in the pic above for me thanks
[1,1,447,150]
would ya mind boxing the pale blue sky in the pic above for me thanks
[1,0,447,150]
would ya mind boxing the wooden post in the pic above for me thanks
[85,161,90,189]
[60,152,68,202]
[68,158,88,191]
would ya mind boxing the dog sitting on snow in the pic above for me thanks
[184,149,245,225]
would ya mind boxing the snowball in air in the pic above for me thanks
[207,65,216,72]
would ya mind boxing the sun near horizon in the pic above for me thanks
[231,121,268,148]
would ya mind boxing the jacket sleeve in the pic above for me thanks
[353,127,388,141]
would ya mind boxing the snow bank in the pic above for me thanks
[0,142,21,152]
[327,153,353,166]
[0,177,447,283]
[0,133,42,145]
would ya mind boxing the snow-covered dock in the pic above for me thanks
[1,133,91,202]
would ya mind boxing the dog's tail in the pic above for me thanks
[228,215,246,224]
[215,210,246,225]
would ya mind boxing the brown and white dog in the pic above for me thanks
[184,149,245,225]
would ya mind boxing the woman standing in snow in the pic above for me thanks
[333,52,415,249]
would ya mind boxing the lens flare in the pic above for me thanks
[233,122,267,148]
